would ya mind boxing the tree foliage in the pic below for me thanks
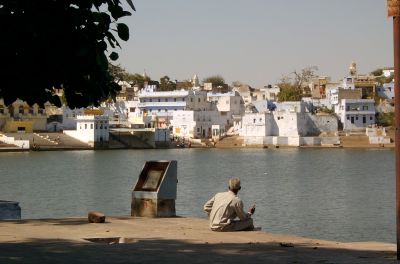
[108,64,152,88]
[277,66,318,102]
[370,68,394,85]
[159,76,176,91]
[277,77,303,102]
[0,0,135,108]
[203,75,225,86]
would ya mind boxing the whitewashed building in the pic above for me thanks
[377,82,394,101]
[138,85,210,127]
[337,99,375,131]
[171,110,226,138]
[64,115,109,146]
[240,101,338,146]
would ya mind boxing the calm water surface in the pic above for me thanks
[0,148,395,243]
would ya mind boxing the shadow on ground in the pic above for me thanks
[0,238,395,264]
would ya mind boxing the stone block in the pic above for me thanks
[88,211,105,223]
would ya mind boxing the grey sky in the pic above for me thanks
[117,0,393,87]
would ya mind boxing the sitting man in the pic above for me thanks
[203,177,255,231]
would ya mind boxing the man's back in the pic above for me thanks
[204,191,249,231]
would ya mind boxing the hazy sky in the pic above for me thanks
[116,0,393,87]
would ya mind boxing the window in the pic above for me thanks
[197,128,200,132]
[362,106,368,110]
[191,98,193,102]
[85,124,87,129]
[150,99,152,102]
[165,109,168,112]
[158,109,161,112]
[198,98,200,102]
[253,119,256,123]
[95,124,98,129]
[174,98,177,102]
[158,99,161,102]
[90,124,93,129]
[346,106,350,111]
[370,116,373,121]
[356,116,358,121]
[130,107,135,112]
[347,116,350,120]
[363,116,366,124]
[100,123,103,129]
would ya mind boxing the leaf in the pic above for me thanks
[126,0,136,11]
[117,23,129,41]
[108,4,124,20]
[109,52,119,61]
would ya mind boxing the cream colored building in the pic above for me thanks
[1,99,47,132]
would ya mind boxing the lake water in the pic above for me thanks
[0,148,395,243]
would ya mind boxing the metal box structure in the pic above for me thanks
[131,160,177,217]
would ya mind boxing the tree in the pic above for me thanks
[203,75,226,86]
[370,68,394,85]
[277,66,318,102]
[159,76,176,91]
[292,66,318,90]
[0,0,135,108]
[276,77,303,102]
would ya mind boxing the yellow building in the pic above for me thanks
[1,99,47,132]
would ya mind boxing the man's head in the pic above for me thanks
[228,177,241,194]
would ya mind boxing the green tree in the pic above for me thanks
[277,77,303,102]
[159,76,176,91]
[370,68,394,85]
[203,75,225,86]
[0,0,135,108]
[277,66,318,101]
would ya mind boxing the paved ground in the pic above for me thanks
[0,217,396,264]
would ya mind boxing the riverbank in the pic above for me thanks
[0,216,395,264]
[0,132,395,151]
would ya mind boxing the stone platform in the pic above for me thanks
[0,217,396,264]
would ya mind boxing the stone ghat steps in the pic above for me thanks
[215,136,244,148]
[4,133,90,149]
[339,135,371,147]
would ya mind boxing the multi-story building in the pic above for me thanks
[253,85,280,101]
[1,99,47,132]
[171,110,227,139]
[337,99,375,131]
[377,82,394,101]
[64,115,109,146]
[137,85,210,128]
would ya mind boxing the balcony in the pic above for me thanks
[137,102,187,108]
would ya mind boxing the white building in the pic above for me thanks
[138,85,210,127]
[253,86,280,101]
[171,110,226,139]
[337,99,375,131]
[240,100,338,146]
[64,115,109,146]
[377,82,394,101]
